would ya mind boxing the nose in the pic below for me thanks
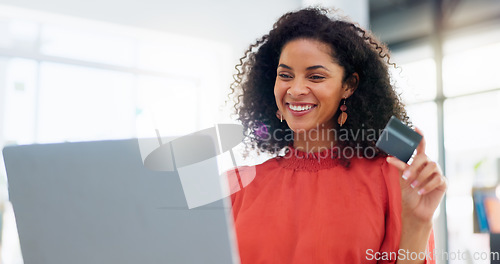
[287,78,309,97]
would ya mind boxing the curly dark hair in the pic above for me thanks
[228,7,410,165]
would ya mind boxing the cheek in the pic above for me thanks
[274,81,286,102]
[321,91,342,111]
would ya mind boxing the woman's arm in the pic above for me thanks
[387,128,446,264]
[397,217,432,263]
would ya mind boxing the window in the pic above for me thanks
[2,58,37,145]
[0,6,232,263]
[443,27,500,263]
[391,46,439,161]
[37,63,136,143]
[391,26,500,261]
[136,75,198,138]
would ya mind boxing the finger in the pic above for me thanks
[420,160,442,177]
[403,153,429,182]
[415,173,446,195]
[409,160,439,190]
[386,156,407,173]
[414,127,426,155]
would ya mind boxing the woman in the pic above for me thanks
[226,7,446,264]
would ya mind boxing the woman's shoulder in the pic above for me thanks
[349,155,402,190]
[224,157,280,209]
[348,155,403,216]
[223,156,279,176]
[223,157,280,193]
[351,155,400,174]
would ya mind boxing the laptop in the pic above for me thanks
[2,138,240,264]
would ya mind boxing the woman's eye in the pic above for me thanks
[279,73,292,79]
[309,75,325,80]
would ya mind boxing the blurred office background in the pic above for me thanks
[0,0,499,263]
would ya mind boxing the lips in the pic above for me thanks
[286,102,317,116]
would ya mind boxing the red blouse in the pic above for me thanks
[226,145,436,264]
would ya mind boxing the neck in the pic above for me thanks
[293,128,337,153]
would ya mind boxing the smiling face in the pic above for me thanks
[274,38,355,134]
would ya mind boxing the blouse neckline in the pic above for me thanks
[275,144,340,171]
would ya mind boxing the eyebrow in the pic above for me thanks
[278,64,330,72]
[278,64,292,70]
[306,65,330,72]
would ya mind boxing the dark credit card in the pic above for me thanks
[376,116,422,163]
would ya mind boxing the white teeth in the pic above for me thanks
[289,104,314,111]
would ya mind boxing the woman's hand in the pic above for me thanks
[386,127,447,224]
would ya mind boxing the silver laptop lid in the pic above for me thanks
[3,139,240,264]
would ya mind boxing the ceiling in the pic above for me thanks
[0,0,303,53]
[0,0,498,50]
[369,0,500,46]
[370,0,429,19]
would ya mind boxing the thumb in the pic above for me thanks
[414,127,426,156]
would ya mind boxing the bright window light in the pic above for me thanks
[37,62,136,143]
[405,102,439,161]
[443,42,500,97]
[2,58,37,145]
[391,58,437,104]
[40,24,136,67]
[0,18,38,50]
[136,75,198,138]
[390,45,436,104]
